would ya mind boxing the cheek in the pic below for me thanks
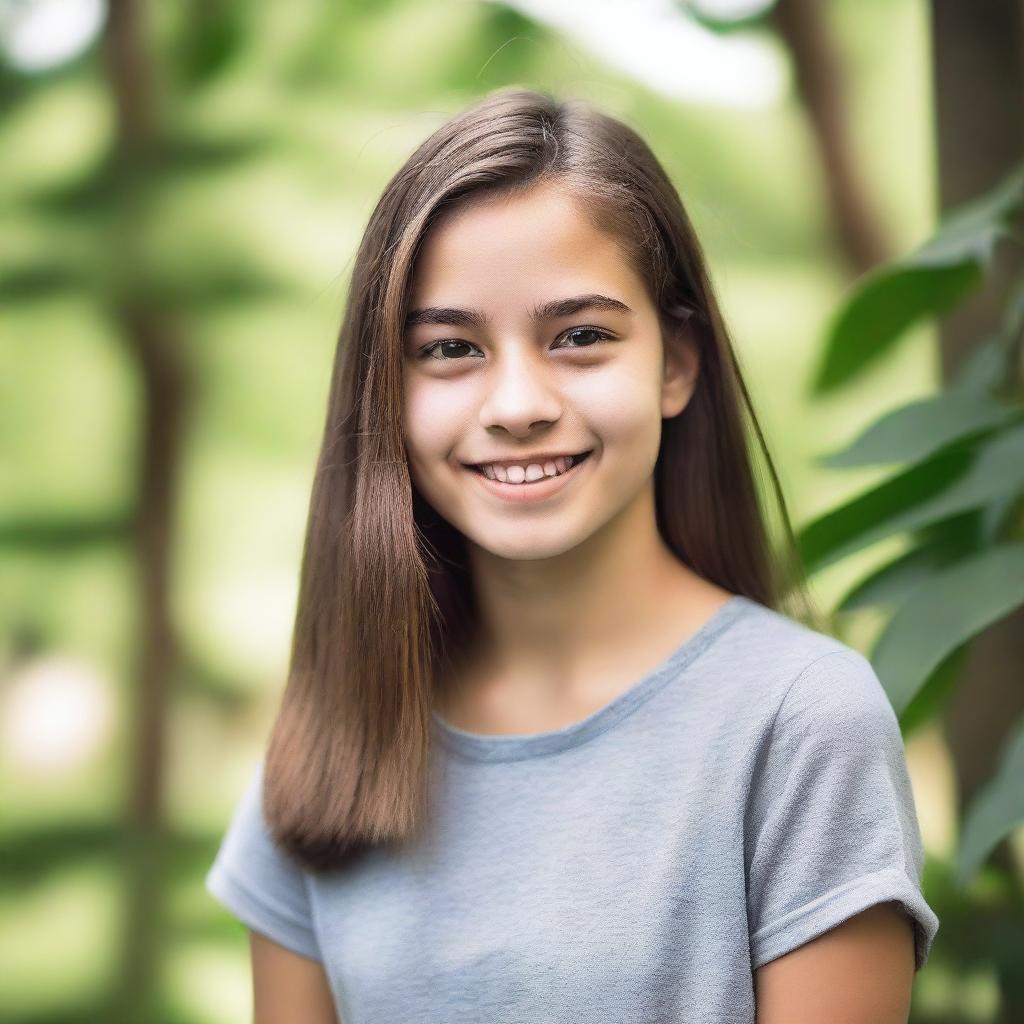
[572,357,663,445]
[402,376,472,463]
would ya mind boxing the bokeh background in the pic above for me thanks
[2,0,1023,1021]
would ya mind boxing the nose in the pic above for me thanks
[476,343,563,436]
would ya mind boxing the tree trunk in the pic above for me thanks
[770,0,891,274]
[102,0,190,1017]
[931,1,1024,1019]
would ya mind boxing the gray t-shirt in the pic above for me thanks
[205,594,939,1022]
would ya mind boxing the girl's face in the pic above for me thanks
[401,181,698,562]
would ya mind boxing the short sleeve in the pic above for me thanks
[745,650,939,972]
[205,759,322,962]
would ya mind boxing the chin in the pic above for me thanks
[465,527,592,562]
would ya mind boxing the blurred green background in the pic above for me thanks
[2,0,1023,1021]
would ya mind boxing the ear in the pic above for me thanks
[661,324,700,419]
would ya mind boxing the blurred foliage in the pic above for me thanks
[793,163,1024,1016]
[795,165,1024,881]
[1,0,1017,1021]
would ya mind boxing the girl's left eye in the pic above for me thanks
[558,327,613,349]
[417,326,614,361]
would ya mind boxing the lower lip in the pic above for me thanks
[466,453,593,504]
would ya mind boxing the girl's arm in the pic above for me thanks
[250,930,341,1024]
[753,901,915,1023]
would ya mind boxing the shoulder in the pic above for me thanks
[668,597,901,775]
[759,605,896,737]
[208,758,315,896]
[205,758,323,962]
[710,598,889,725]
[765,648,903,784]
[738,609,936,971]
[733,609,910,813]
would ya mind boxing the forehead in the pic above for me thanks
[408,184,646,312]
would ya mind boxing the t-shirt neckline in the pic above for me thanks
[431,593,757,762]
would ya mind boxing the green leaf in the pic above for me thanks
[979,491,1023,544]
[818,392,1018,468]
[176,3,248,86]
[812,262,981,394]
[950,278,1024,395]
[871,543,1024,714]
[956,717,1024,889]
[0,263,89,301]
[950,331,1018,395]
[679,0,776,34]
[919,164,1024,265]
[836,519,978,611]
[798,420,1024,573]
[0,514,132,550]
[895,644,967,736]
[811,163,1024,394]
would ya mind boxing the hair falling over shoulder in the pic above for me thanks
[261,87,823,873]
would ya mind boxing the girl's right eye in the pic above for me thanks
[417,339,482,361]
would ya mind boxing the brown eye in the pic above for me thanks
[557,327,613,349]
[418,340,482,361]
[417,327,613,362]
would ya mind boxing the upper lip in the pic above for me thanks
[463,449,592,468]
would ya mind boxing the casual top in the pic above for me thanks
[205,593,939,1023]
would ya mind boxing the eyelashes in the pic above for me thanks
[416,326,615,362]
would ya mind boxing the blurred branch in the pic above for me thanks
[0,513,132,549]
[768,0,890,274]
[102,0,192,1019]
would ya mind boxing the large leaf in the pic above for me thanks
[956,717,1024,888]
[817,392,1018,468]
[836,515,979,611]
[950,278,1024,394]
[811,163,1024,394]
[812,263,981,394]
[894,644,968,736]
[798,420,1024,573]
[980,490,1023,544]
[870,543,1024,714]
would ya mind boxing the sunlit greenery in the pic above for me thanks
[4,0,1014,1020]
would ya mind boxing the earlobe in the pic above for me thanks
[661,330,699,419]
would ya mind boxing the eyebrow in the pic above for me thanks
[403,293,634,331]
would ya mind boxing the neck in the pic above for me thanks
[446,484,729,708]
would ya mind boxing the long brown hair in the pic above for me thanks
[262,87,822,872]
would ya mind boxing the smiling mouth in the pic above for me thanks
[469,450,594,483]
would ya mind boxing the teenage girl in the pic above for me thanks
[206,88,939,1023]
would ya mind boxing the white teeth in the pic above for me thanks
[479,458,577,485]
[477,454,583,484]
